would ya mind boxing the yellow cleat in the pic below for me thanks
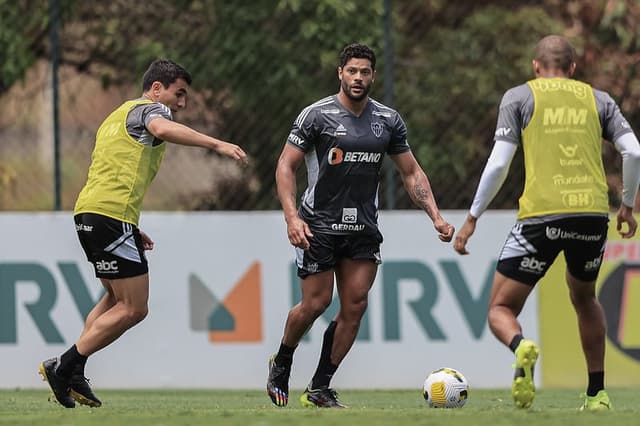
[511,339,539,409]
[580,390,612,411]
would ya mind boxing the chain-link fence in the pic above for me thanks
[1,1,638,212]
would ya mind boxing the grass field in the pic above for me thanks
[1,388,637,426]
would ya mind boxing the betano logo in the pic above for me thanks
[189,261,262,343]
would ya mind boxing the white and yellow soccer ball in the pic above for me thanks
[422,367,469,408]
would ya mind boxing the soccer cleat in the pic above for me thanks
[511,339,539,409]
[267,355,291,407]
[580,390,612,411]
[70,375,102,407]
[300,386,347,408]
[38,358,75,408]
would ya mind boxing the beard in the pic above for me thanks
[341,80,371,101]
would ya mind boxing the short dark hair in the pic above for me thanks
[534,35,576,73]
[142,59,192,91]
[340,43,376,71]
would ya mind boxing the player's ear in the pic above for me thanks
[568,62,577,77]
[532,60,540,76]
[338,66,343,81]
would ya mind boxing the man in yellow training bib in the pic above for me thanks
[454,35,640,410]
[39,59,248,408]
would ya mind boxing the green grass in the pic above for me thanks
[0,388,637,426]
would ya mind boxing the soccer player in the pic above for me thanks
[39,59,248,408]
[454,35,640,410]
[267,43,455,408]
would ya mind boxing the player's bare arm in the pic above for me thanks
[276,144,313,250]
[147,117,248,165]
[453,214,477,255]
[391,151,454,242]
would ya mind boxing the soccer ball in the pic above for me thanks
[422,367,469,408]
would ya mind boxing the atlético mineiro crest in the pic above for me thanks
[371,122,383,138]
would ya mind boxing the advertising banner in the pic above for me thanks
[0,211,537,389]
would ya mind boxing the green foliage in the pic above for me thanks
[393,5,560,208]
[3,0,639,210]
[0,0,46,91]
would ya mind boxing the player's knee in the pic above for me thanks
[341,298,368,322]
[300,297,331,319]
[123,305,148,326]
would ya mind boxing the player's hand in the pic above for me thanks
[453,214,477,255]
[216,141,249,166]
[139,230,155,251]
[285,215,314,250]
[434,218,455,242]
[616,204,637,238]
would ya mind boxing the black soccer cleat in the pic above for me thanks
[300,386,347,408]
[70,374,102,407]
[267,354,291,407]
[38,358,75,408]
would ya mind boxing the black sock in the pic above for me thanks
[310,321,338,390]
[72,355,88,377]
[274,343,295,368]
[58,345,88,377]
[587,371,604,397]
[509,334,524,353]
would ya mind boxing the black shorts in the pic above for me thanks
[295,231,383,278]
[74,213,148,279]
[496,215,608,286]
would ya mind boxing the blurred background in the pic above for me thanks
[1,0,639,212]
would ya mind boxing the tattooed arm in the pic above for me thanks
[390,151,454,242]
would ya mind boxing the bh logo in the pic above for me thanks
[189,261,262,343]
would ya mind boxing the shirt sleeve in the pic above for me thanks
[286,107,317,152]
[469,140,518,218]
[493,86,530,145]
[387,112,411,155]
[141,103,173,128]
[594,89,634,142]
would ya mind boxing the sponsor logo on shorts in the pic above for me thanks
[95,259,119,273]
[585,255,602,271]
[545,226,602,241]
[305,262,319,274]
[75,224,93,232]
[519,256,547,273]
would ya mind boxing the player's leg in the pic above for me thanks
[487,271,539,409]
[268,269,335,407]
[268,235,336,407]
[563,215,610,411]
[301,255,377,408]
[67,280,116,407]
[41,214,149,407]
[566,272,611,410]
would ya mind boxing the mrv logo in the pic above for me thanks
[189,261,262,343]
[1,259,495,344]
[0,262,102,343]
[290,260,496,341]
